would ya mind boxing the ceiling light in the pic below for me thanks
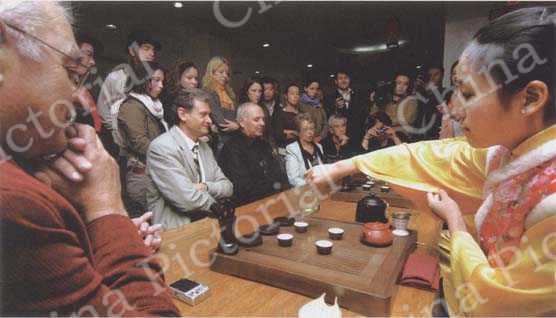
[329,74,335,78]
[307,64,313,68]
[255,71,260,74]
[174,2,183,8]
[105,24,117,30]
[262,43,270,48]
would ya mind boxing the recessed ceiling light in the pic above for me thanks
[262,43,270,48]
[174,2,183,8]
[255,71,260,74]
[307,64,313,68]
[329,74,335,78]
[105,24,117,30]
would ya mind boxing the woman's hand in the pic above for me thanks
[426,190,467,233]
[220,119,240,132]
[305,159,357,188]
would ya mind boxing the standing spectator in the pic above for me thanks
[272,83,302,148]
[72,33,103,133]
[324,70,368,151]
[370,71,418,138]
[201,56,239,154]
[117,62,168,216]
[97,29,161,157]
[261,76,280,117]
[321,115,353,162]
[414,64,445,140]
[163,59,199,125]
[147,89,232,230]
[220,103,289,205]
[439,60,464,139]
[285,113,324,187]
[0,1,178,315]
[300,79,328,142]
[240,76,277,142]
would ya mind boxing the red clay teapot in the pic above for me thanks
[361,222,393,247]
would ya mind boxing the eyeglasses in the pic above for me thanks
[2,20,91,89]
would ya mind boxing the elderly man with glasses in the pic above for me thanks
[0,1,179,316]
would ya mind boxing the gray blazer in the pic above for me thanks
[146,126,233,230]
[285,141,324,187]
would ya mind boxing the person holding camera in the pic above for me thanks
[370,71,418,137]
[360,112,403,153]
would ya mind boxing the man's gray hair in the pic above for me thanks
[0,1,73,61]
[236,102,261,122]
[328,114,347,126]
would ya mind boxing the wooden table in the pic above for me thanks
[159,197,442,317]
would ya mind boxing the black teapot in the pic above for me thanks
[355,194,388,223]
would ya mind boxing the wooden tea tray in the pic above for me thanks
[210,216,417,316]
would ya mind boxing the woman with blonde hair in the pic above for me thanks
[202,56,240,153]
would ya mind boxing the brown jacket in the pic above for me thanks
[0,161,179,316]
[118,97,166,163]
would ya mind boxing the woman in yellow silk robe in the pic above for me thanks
[307,7,556,316]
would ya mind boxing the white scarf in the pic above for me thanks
[129,92,169,131]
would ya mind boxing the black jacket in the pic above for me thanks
[219,132,289,205]
[324,89,369,151]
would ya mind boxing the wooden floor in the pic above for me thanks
[159,197,442,317]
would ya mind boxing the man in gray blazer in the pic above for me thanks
[146,89,233,230]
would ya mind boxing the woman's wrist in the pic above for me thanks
[447,213,467,233]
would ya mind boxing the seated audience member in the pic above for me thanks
[360,112,404,153]
[163,59,199,125]
[202,56,239,154]
[0,1,178,315]
[220,103,289,205]
[272,83,302,148]
[370,71,418,138]
[97,29,161,158]
[285,113,324,187]
[321,115,352,162]
[147,89,232,230]
[300,79,328,142]
[307,7,556,316]
[261,76,280,117]
[240,76,275,141]
[413,64,445,140]
[117,62,169,217]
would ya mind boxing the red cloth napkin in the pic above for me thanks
[399,251,440,291]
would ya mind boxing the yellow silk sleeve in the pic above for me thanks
[351,138,488,213]
[444,215,556,316]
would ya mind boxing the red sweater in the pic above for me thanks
[0,161,180,316]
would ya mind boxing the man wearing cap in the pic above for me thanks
[97,30,161,157]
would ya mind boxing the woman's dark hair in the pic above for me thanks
[284,83,301,95]
[469,6,556,122]
[304,78,320,89]
[239,76,264,104]
[167,60,198,96]
[127,61,166,96]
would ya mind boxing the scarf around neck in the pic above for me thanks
[300,93,321,108]
[129,92,169,132]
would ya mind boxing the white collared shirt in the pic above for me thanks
[176,128,205,182]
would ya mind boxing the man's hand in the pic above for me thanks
[34,124,126,223]
[335,97,345,109]
[194,183,208,192]
[426,190,467,233]
[132,211,163,252]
